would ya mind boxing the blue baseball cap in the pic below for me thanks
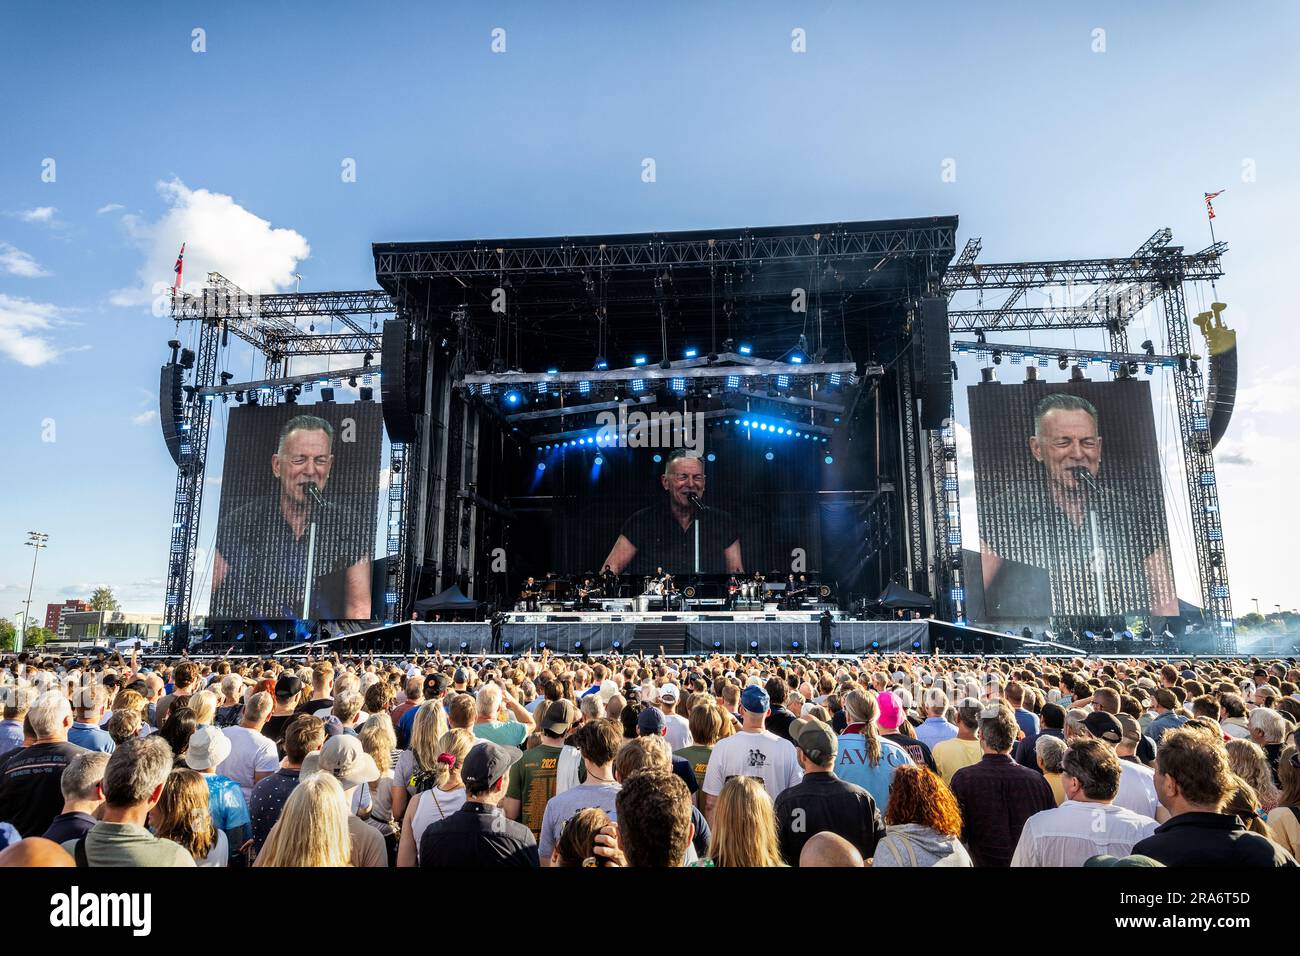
[637,706,666,735]
[741,685,771,714]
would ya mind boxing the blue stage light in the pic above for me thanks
[547,368,558,375]
[713,640,722,649]
[632,379,645,392]
[738,343,752,355]
[824,455,834,465]
[790,353,804,364]
[706,453,716,462]
[726,374,740,389]
[502,641,512,652]
[832,640,841,650]
[578,381,591,395]
[503,389,524,406]
[459,641,469,651]
[612,640,622,650]
[594,455,603,466]
[912,640,922,650]
[870,640,880,650]
[537,462,546,471]
[633,355,647,366]
[594,357,608,370]
[574,640,583,650]
[765,451,774,461]
[742,419,751,428]
[653,454,662,463]
[791,640,801,650]
[777,374,790,389]
[750,640,760,650]
[776,426,786,435]
[671,378,686,392]
[684,348,698,359]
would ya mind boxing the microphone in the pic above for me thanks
[687,492,708,513]
[301,482,328,508]
[1070,466,1103,495]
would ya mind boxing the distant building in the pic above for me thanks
[45,600,92,638]
[62,610,165,645]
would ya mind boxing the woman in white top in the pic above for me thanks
[150,768,230,867]
[396,728,473,866]
[359,714,399,863]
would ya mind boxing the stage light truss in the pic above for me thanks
[460,354,859,388]
[952,341,1181,369]
[197,365,375,397]
[942,243,1225,294]
[375,223,958,278]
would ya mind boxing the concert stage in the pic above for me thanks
[338,616,929,656]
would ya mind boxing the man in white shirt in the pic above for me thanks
[1012,738,1158,867]
[1081,711,1162,820]
[218,691,280,803]
[659,683,692,752]
[701,684,802,824]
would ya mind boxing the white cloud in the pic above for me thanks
[110,179,310,306]
[0,293,64,366]
[96,203,124,216]
[18,206,57,224]
[1236,366,1300,416]
[131,410,157,426]
[0,242,49,278]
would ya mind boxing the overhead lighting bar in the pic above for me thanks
[952,340,1185,368]
[197,365,372,397]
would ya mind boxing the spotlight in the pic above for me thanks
[593,456,603,466]
[791,640,801,651]
[633,355,647,366]
[574,641,583,651]
[348,376,358,388]
[738,343,753,355]
[713,640,722,649]
[536,462,546,472]
[538,641,547,650]
[1058,354,1069,370]
[234,390,245,403]
[460,641,469,651]
[684,348,698,359]
[764,450,774,461]
[975,329,986,345]
[912,641,922,650]
[503,389,524,407]
[1141,340,1155,357]
[870,640,880,650]
[832,640,841,651]
[502,641,512,652]
[824,455,834,465]
[706,453,716,462]
[790,352,805,364]
[750,640,759,650]
[612,640,622,650]
[594,356,608,370]
[992,350,1002,365]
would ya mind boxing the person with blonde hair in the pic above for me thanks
[151,768,227,866]
[396,727,473,866]
[255,773,351,867]
[391,699,449,824]
[359,714,398,861]
[694,776,784,867]
[834,689,912,816]
[1227,738,1281,812]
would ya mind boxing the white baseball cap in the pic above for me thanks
[659,683,680,702]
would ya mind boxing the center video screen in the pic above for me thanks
[967,379,1178,624]
[508,415,874,594]
[210,403,383,621]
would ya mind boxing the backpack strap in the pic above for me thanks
[73,834,89,868]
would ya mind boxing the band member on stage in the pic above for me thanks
[600,564,619,596]
[602,450,743,575]
[819,609,835,652]
[578,577,597,610]
[212,414,371,619]
[522,576,541,612]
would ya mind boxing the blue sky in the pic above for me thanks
[2,1,1298,621]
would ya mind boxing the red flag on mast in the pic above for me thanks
[172,243,186,291]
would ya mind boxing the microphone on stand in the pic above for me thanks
[301,482,328,508]
[687,492,708,513]
[1069,466,1103,496]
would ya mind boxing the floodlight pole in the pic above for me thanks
[20,531,49,654]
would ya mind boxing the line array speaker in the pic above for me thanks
[918,297,952,430]
[159,363,185,466]
[381,318,424,442]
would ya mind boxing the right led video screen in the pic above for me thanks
[967,379,1178,625]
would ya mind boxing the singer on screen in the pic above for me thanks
[980,392,1178,622]
[602,449,743,575]
[211,414,372,620]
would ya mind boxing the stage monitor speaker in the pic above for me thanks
[381,318,424,442]
[918,297,952,430]
[159,363,185,466]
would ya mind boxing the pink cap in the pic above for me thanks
[876,690,903,730]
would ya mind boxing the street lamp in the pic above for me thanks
[1251,597,1260,615]
[20,531,49,654]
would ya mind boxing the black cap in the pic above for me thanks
[274,674,303,701]
[461,741,522,791]
[424,673,449,697]
[1083,711,1123,744]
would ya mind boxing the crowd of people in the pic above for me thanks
[0,647,1296,868]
